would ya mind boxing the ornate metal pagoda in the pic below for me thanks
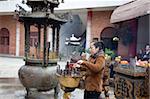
[15,0,67,98]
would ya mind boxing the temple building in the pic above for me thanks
[0,0,133,57]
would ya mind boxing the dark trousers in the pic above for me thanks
[84,90,101,99]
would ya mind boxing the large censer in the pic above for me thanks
[15,0,66,98]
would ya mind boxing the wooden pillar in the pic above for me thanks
[24,22,30,59]
[52,25,55,52]
[43,24,47,67]
[38,25,41,50]
[37,24,41,58]
[56,25,60,56]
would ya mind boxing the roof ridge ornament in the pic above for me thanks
[70,34,81,41]
[21,0,64,13]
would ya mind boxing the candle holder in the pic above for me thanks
[56,62,83,99]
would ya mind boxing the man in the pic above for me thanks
[75,41,105,99]
[142,44,150,61]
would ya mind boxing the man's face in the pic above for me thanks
[146,45,150,51]
[89,42,99,55]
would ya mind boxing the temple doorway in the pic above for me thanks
[101,27,118,57]
[0,28,10,54]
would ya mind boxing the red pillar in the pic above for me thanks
[128,19,137,57]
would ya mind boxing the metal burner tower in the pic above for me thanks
[15,0,66,98]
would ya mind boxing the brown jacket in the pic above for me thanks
[82,54,105,92]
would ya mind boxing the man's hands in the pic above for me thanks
[73,63,81,68]
[77,60,84,64]
[72,60,84,68]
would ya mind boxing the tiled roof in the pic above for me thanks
[111,0,150,23]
